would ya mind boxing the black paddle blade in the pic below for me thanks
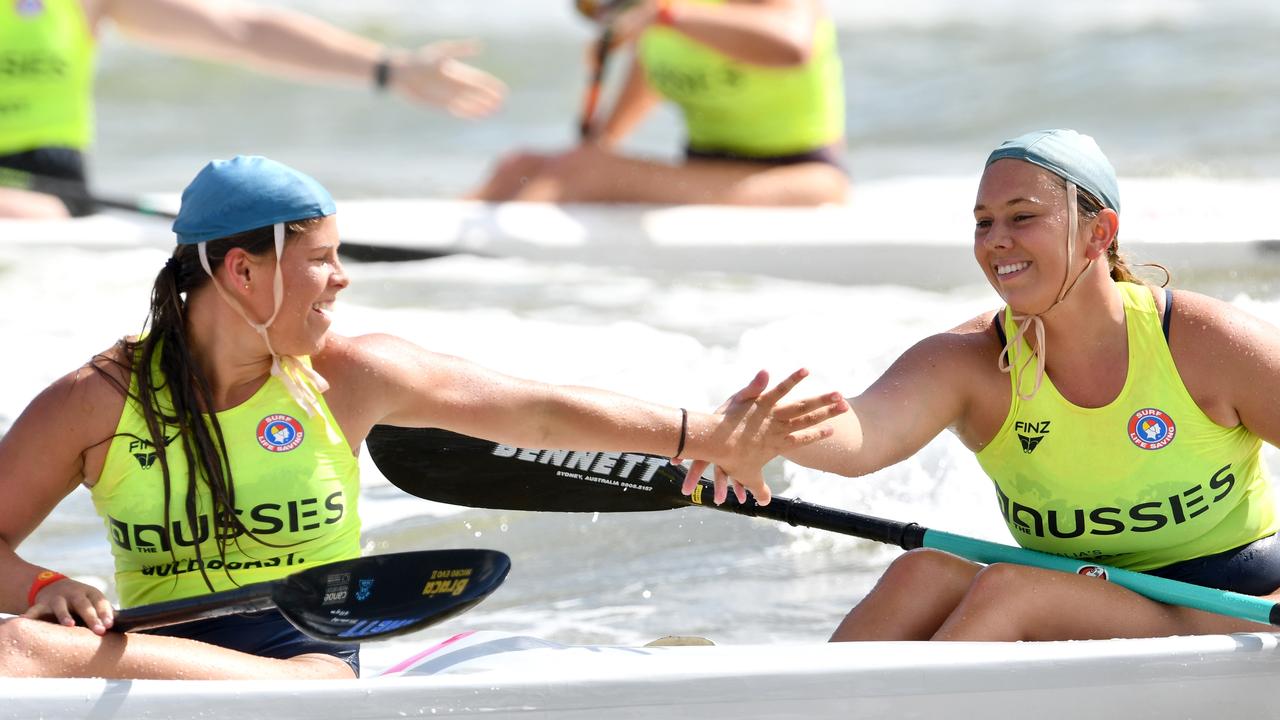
[367,425,690,512]
[364,426,924,549]
[271,548,511,643]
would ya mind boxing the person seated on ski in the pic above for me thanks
[0,0,506,219]
[0,155,847,679]
[692,128,1280,641]
[469,0,848,206]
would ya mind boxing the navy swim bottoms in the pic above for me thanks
[142,608,360,676]
[1147,533,1280,596]
[0,147,93,217]
[685,144,848,174]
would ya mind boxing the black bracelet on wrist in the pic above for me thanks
[374,55,392,91]
[675,407,688,457]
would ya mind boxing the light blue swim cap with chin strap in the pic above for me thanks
[986,129,1122,404]
[985,128,1120,214]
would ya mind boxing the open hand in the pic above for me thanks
[681,368,847,506]
[392,40,507,119]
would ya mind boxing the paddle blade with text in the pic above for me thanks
[366,425,687,512]
[273,549,511,642]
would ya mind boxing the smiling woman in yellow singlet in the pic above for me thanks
[0,155,847,679]
[694,128,1280,642]
[470,0,848,206]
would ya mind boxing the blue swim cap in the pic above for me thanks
[172,155,336,245]
[985,129,1120,213]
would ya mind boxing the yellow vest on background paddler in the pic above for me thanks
[0,0,95,154]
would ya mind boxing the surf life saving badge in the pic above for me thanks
[1128,408,1175,450]
[258,414,304,452]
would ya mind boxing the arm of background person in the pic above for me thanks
[595,57,663,148]
[97,0,505,117]
[611,0,820,67]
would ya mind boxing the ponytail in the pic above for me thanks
[93,218,322,592]
[1072,185,1170,288]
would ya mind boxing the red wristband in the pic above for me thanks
[656,0,676,26]
[27,570,68,607]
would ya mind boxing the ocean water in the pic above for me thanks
[4,0,1280,674]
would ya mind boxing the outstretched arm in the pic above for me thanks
[686,329,989,502]
[99,0,505,117]
[609,0,820,67]
[318,334,847,505]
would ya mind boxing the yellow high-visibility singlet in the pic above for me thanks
[93,354,362,607]
[637,0,845,158]
[975,282,1278,571]
[0,0,95,154]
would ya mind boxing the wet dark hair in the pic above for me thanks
[93,218,323,591]
[1070,184,1170,288]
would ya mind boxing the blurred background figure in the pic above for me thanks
[0,0,506,219]
[469,0,848,206]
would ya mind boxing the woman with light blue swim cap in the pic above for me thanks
[0,156,847,678]
[694,129,1280,642]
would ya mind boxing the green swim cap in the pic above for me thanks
[985,129,1120,213]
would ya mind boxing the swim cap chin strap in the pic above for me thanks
[997,183,1095,401]
[197,223,330,417]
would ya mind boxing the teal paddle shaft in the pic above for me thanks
[922,529,1280,625]
[719,487,1280,626]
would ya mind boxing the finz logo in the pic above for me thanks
[1014,420,1050,454]
[15,0,44,17]
[129,434,177,469]
[1076,565,1109,580]
[257,414,304,452]
[1128,408,1175,450]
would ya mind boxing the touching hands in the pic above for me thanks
[22,576,114,635]
[681,369,847,506]
[391,40,507,119]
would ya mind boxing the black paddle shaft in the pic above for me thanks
[2,171,438,263]
[366,425,928,550]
